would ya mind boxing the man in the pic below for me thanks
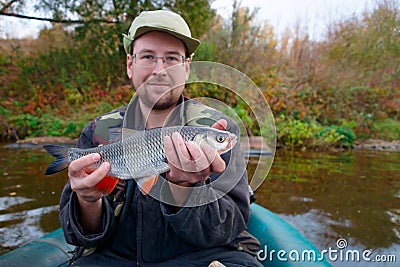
[59,10,262,266]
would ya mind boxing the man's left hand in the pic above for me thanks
[164,119,228,187]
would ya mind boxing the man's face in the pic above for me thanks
[126,31,190,110]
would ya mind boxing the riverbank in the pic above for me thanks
[3,136,400,152]
[354,139,400,152]
[4,137,78,149]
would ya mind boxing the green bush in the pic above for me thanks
[371,119,400,141]
[276,115,321,147]
[276,115,356,148]
[4,109,85,139]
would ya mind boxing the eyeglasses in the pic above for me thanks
[132,52,186,67]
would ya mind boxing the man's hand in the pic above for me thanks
[163,119,228,187]
[68,153,110,233]
[68,153,110,203]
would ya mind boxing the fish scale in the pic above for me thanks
[43,126,237,194]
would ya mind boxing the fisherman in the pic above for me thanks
[59,9,262,266]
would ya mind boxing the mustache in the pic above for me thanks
[146,75,171,84]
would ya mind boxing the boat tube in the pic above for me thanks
[0,203,331,266]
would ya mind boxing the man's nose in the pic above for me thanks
[152,57,166,73]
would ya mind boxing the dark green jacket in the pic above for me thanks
[59,97,256,265]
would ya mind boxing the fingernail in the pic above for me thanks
[172,132,181,139]
[186,140,195,147]
[92,153,101,161]
[164,136,171,146]
[103,162,110,170]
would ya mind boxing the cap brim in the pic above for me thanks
[123,26,200,56]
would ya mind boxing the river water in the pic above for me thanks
[0,147,399,266]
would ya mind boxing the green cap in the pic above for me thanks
[122,10,200,56]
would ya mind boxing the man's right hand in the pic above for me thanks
[68,153,110,203]
[68,153,110,234]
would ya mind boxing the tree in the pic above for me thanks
[1,1,215,53]
[1,0,216,91]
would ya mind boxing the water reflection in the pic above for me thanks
[252,150,400,266]
[0,148,65,254]
[387,209,400,239]
[0,147,399,266]
[0,203,58,247]
[0,196,32,210]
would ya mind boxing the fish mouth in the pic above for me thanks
[227,133,238,150]
[229,134,238,147]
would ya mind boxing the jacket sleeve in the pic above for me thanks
[59,122,116,248]
[160,120,250,247]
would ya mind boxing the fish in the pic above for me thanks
[43,126,237,195]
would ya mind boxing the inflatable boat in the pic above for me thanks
[0,203,331,266]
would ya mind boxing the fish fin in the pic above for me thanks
[121,128,138,136]
[137,175,159,195]
[43,144,70,175]
[95,176,119,195]
[109,128,138,141]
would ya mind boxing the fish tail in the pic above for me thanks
[137,175,159,195]
[43,144,70,175]
[95,176,119,195]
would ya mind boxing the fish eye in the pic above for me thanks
[216,135,226,143]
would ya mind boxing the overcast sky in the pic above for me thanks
[212,0,375,40]
[0,0,375,40]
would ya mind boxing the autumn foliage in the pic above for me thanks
[0,0,399,147]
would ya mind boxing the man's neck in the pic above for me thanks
[139,99,176,129]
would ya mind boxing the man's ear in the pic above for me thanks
[127,54,134,79]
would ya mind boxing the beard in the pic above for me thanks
[136,83,184,110]
[135,73,185,110]
[142,88,182,110]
